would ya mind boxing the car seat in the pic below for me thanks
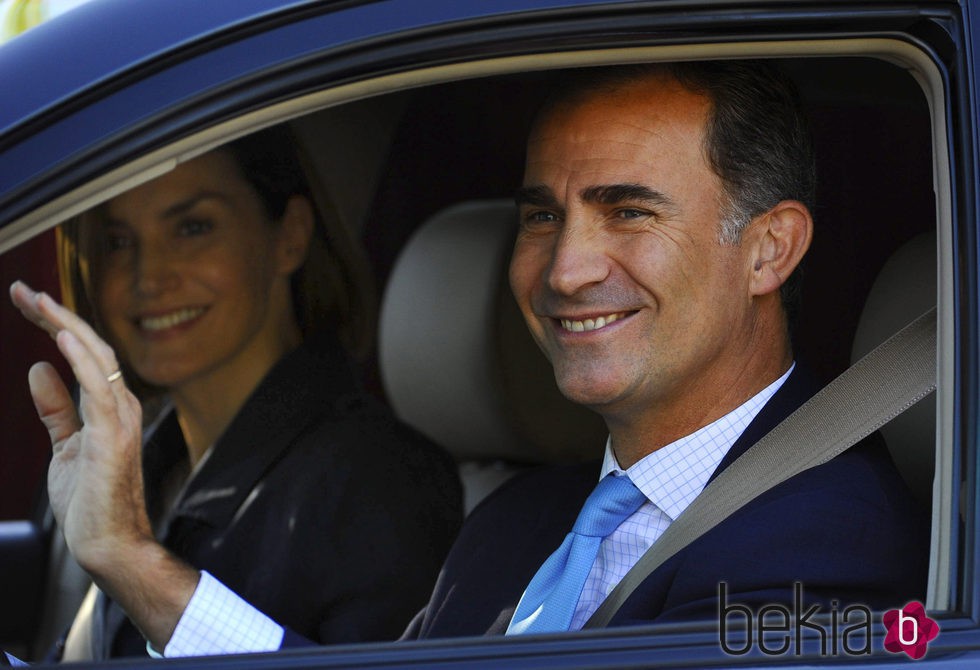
[378,200,607,513]
[850,232,936,505]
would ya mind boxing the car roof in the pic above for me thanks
[0,0,318,134]
[0,0,639,138]
[0,0,641,234]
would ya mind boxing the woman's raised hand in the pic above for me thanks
[10,280,202,648]
[9,280,152,571]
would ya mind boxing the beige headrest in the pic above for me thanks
[851,232,936,503]
[378,200,606,464]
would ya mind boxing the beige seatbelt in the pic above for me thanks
[585,306,937,628]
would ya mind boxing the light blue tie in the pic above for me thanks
[507,474,647,634]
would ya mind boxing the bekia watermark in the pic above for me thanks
[718,582,873,656]
[718,582,939,660]
[883,601,940,660]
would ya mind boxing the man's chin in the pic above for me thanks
[553,376,627,411]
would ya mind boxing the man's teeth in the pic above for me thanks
[140,308,205,332]
[560,312,626,332]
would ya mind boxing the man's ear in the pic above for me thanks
[275,195,315,276]
[748,199,813,297]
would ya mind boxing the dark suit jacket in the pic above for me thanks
[89,338,463,658]
[405,367,931,638]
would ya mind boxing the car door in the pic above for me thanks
[1,1,978,668]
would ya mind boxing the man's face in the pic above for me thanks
[509,74,760,424]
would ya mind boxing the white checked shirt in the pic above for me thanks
[156,365,793,656]
[566,364,794,630]
[157,571,284,656]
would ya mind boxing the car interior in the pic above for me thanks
[340,54,941,508]
[0,49,949,662]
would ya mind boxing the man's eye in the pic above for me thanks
[521,210,560,227]
[178,217,214,236]
[616,208,648,220]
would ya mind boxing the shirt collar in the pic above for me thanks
[600,363,795,520]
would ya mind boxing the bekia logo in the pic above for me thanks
[883,602,939,660]
[718,584,940,660]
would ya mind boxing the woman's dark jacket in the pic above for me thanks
[104,338,463,656]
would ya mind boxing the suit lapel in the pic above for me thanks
[602,366,820,626]
[168,338,356,532]
[707,365,818,484]
[102,338,358,656]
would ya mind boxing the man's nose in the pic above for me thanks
[134,246,178,296]
[545,223,610,296]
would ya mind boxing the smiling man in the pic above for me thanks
[5,61,927,663]
[407,61,930,640]
[511,69,802,469]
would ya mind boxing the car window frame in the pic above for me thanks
[0,1,976,666]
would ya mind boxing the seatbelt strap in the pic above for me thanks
[585,306,937,628]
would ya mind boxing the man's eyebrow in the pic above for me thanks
[514,185,560,209]
[580,184,675,209]
[515,184,676,211]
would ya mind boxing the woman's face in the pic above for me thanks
[96,150,303,392]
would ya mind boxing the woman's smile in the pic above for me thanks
[137,306,208,334]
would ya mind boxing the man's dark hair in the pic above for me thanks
[539,60,815,328]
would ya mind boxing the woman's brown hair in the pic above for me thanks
[57,123,376,399]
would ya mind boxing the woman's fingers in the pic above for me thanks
[15,285,148,588]
[56,329,127,423]
[36,289,121,377]
[10,280,61,339]
[14,280,142,467]
[27,361,81,450]
[11,281,81,345]
[11,280,127,395]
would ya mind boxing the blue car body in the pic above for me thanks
[0,0,978,667]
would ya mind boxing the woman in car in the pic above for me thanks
[11,125,462,660]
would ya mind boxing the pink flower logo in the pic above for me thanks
[882,602,939,660]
